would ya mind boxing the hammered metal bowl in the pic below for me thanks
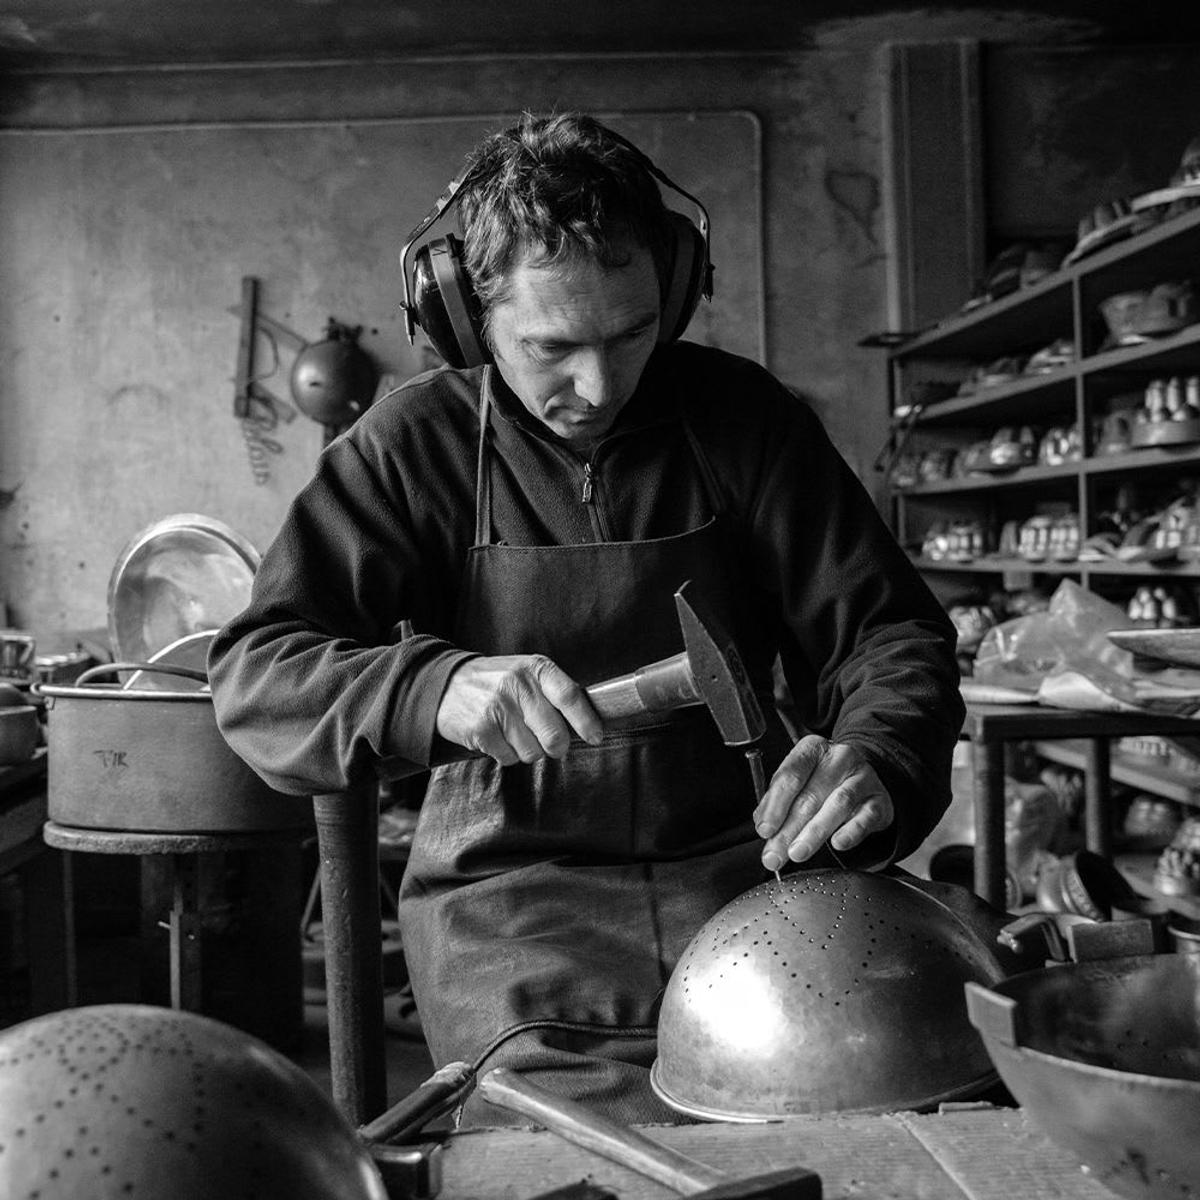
[0,1005,387,1200]
[651,870,1007,1120]
[967,954,1200,1200]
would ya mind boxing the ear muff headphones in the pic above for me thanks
[398,131,714,370]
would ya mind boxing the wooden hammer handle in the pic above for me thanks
[477,1068,725,1194]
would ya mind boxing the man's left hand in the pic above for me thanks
[753,735,893,872]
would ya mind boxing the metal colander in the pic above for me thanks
[650,869,1008,1120]
[0,1004,387,1200]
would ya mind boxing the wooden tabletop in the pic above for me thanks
[963,701,1200,740]
[436,1105,1114,1200]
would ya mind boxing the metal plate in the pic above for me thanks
[1107,627,1200,668]
[959,681,1039,705]
[107,514,259,664]
[122,631,216,692]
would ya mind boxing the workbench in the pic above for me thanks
[435,1105,1115,1200]
[963,701,1200,908]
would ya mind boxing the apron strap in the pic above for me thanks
[474,374,494,548]
[681,411,728,520]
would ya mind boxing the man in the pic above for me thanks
[209,112,964,1124]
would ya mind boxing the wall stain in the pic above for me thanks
[825,168,879,246]
[105,383,172,410]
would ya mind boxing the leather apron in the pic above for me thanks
[397,373,793,1125]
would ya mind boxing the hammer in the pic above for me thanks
[375,580,766,781]
[477,1068,821,1200]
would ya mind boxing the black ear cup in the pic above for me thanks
[658,211,710,344]
[410,234,489,369]
[403,156,713,364]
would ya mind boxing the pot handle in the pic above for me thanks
[964,981,1021,1048]
[75,662,209,686]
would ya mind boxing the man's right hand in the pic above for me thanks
[435,654,605,766]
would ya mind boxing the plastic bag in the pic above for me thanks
[973,580,1137,703]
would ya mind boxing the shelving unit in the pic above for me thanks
[1034,738,1200,808]
[886,204,1200,606]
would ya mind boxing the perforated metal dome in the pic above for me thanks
[0,1004,388,1200]
[651,870,1007,1120]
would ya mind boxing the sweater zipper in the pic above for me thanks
[578,455,611,540]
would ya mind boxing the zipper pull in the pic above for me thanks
[581,461,595,504]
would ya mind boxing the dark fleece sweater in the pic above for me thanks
[208,340,964,866]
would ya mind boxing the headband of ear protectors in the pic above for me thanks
[398,130,714,370]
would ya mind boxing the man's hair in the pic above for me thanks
[458,112,674,339]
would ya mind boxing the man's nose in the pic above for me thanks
[573,350,618,408]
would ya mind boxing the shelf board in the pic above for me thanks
[1072,559,1200,577]
[912,370,1076,428]
[909,554,1200,577]
[895,445,1200,495]
[896,462,1081,494]
[1083,444,1200,476]
[1080,203,1200,304]
[1084,321,1200,377]
[910,555,1081,575]
[905,324,1200,428]
[1034,738,1200,807]
[894,275,1072,362]
[892,205,1200,365]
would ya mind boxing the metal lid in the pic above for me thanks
[107,514,259,665]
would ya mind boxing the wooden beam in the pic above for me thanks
[882,41,987,332]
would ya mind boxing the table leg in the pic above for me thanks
[1083,738,1112,858]
[22,845,75,1012]
[970,738,1007,909]
[313,787,386,1126]
[168,853,202,1011]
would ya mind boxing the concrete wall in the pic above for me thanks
[4,40,1197,641]
[0,52,892,638]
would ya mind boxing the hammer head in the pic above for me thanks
[693,1167,822,1200]
[675,580,766,747]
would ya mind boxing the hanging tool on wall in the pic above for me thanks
[231,276,296,485]
[230,276,381,468]
[289,318,379,447]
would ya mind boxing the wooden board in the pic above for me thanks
[437,1107,1117,1200]
[894,1108,1108,1199]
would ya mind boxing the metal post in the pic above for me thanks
[971,738,1007,909]
[1083,738,1113,858]
[313,786,386,1125]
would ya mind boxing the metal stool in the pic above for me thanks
[42,821,305,1048]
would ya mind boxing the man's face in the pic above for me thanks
[487,242,661,449]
